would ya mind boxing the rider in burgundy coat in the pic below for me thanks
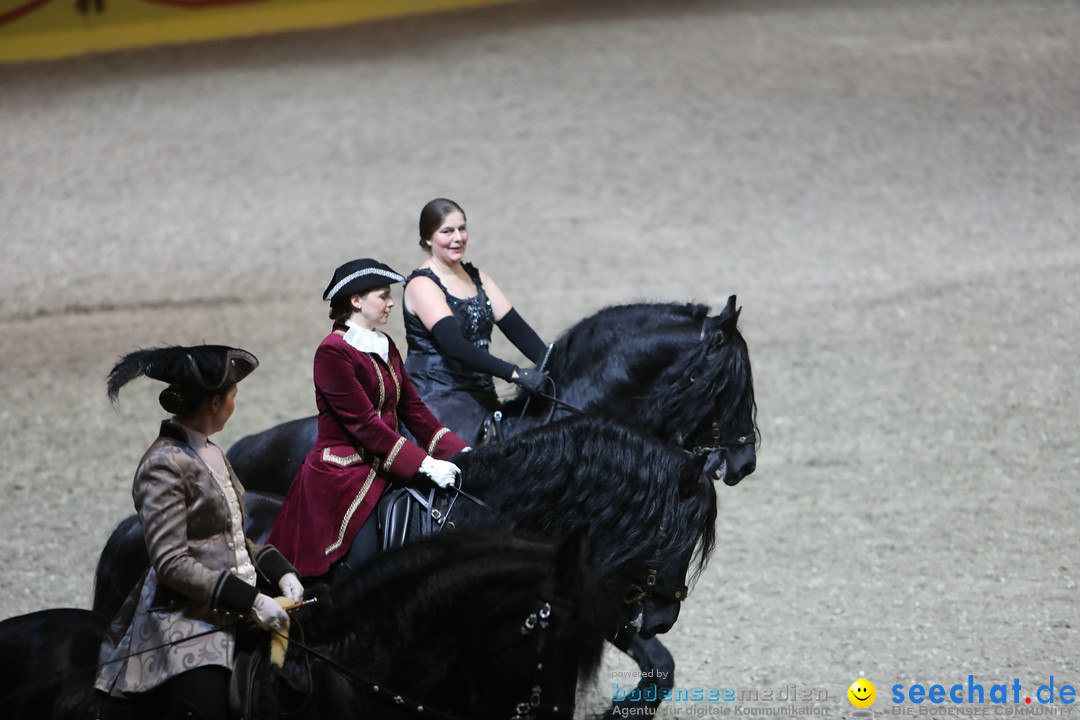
[267,259,468,578]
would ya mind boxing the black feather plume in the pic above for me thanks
[106,346,187,402]
[107,348,154,402]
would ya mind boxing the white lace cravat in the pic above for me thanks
[344,321,390,362]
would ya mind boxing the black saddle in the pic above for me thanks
[229,624,311,720]
[376,484,460,551]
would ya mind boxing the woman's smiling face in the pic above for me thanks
[427,210,468,264]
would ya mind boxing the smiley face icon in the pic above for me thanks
[848,678,876,708]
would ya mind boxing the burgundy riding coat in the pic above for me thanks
[267,324,467,576]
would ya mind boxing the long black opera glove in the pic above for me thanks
[495,308,547,365]
[431,316,517,380]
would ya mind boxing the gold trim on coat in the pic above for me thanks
[322,447,363,466]
[364,355,386,414]
[324,459,381,555]
[427,428,450,455]
[384,436,406,474]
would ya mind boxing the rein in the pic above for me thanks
[518,342,556,422]
[531,388,586,418]
[403,479,490,534]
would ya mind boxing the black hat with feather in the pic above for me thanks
[107,345,258,412]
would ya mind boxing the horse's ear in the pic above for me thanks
[718,295,740,331]
[705,295,741,341]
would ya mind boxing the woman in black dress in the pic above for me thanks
[403,198,549,444]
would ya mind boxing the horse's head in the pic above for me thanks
[664,297,757,442]
[653,296,758,486]
[444,529,608,718]
[633,452,720,637]
[518,298,758,482]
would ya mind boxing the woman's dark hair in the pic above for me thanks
[160,382,235,417]
[418,198,466,250]
[329,296,354,322]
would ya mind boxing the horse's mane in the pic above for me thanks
[503,303,710,410]
[646,305,758,446]
[457,415,718,583]
[542,303,713,394]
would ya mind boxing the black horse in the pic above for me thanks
[93,415,748,718]
[227,296,756,495]
[2,529,610,720]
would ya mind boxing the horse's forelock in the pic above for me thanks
[711,326,758,441]
[648,311,757,447]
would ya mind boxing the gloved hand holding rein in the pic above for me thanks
[251,593,289,631]
[510,367,549,395]
[419,455,461,489]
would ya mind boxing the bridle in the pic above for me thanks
[512,593,582,719]
[622,566,689,606]
[686,417,757,457]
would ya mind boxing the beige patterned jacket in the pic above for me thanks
[95,420,294,696]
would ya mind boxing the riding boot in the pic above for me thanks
[334,512,380,582]
[164,666,231,720]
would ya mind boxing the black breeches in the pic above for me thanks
[97,666,232,720]
[342,510,380,569]
[164,666,231,720]
[303,512,380,587]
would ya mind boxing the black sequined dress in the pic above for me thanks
[403,263,499,444]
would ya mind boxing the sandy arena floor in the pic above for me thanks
[2,0,1078,716]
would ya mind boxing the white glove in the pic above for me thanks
[419,456,460,489]
[251,592,289,631]
[278,573,304,604]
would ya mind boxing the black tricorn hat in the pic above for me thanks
[322,258,404,302]
[107,345,258,402]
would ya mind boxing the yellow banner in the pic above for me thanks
[0,0,530,62]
